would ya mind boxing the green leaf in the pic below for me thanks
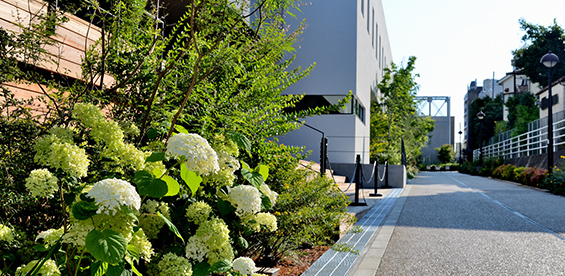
[152,167,165,178]
[237,236,248,249]
[85,229,127,264]
[241,169,264,187]
[146,128,158,140]
[72,201,99,220]
[261,194,272,210]
[226,131,251,154]
[193,262,211,276]
[158,211,184,243]
[217,198,235,216]
[256,164,269,182]
[127,245,140,262]
[134,171,168,198]
[121,206,138,221]
[33,244,48,252]
[180,164,202,197]
[107,262,130,276]
[125,254,142,276]
[161,175,180,196]
[91,261,108,276]
[146,152,165,162]
[175,125,189,134]
[210,259,232,273]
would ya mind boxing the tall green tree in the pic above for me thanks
[505,92,539,136]
[370,56,435,169]
[469,94,503,151]
[513,18,565,87]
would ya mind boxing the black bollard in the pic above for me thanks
[350,155,367,206]
[369,162,382,197]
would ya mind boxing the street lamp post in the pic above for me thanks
[477,111,485,163]
[458,127,463,164]
[541,51,560,174]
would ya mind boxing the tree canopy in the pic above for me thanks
[468,94,503,153]
[512,18,565,87]
[370,56,435,172]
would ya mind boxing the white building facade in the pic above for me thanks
[278,0,393,164]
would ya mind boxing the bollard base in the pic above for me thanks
[349,202,368,206]
[369,193,382,197]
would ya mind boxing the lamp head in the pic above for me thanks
[541,51,560,68]
[477,111,485,120]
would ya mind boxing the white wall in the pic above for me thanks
[278,0,392,164]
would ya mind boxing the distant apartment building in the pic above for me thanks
[278,0,393,164]
[463,80,483,154]
[498,70,541,121]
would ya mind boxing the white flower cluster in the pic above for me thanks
[129,229,154,261]
[259,183,278,206]
[185,201,212,225]
[167,133,219,175]
[139,200,171,239]
[158,253,193,276]
[16,259,60,276]
[73,103,146,171]
[255,213,278,232]
[25,169,59,198]
[185,217,234,264]
[36,227,64,247]
[87,178,141,215]
[62,219,94,247]
[232,257,256,276]
[0,223,14,243]
[228,185,262,216]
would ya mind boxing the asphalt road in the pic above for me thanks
[374,172,565,276]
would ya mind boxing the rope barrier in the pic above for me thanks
[378,160,388,182]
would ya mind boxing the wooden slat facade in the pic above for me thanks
[0,0,114,110]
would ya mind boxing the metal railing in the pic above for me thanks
[474,110,565,160]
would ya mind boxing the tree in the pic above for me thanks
[512,19,565,87]
[370,56,435,170]
[505,92,539,136]
[469,94,503,151]
[435,144,455,164]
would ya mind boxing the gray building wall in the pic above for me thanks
[421,116,455,164]
[278,0,392,165]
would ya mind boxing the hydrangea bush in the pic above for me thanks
[11,103,278,276]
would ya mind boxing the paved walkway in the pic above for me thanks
[305,171,565,275]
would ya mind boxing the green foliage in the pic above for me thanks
[468,94,503,154]
[505,92,539,136]
[246,165,352,266]
[370,56,435,168]
[435,144,455,164]
[0,0,354,274]
[512,19,565,87]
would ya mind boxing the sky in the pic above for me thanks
[381,0,565,137]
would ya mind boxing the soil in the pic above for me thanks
[274,245,330,276]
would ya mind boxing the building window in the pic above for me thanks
[284,95,365,122]
[378,37,382,68]
[361,0,364,16]
[367,0,370,33]
[375,23,379,57]
[371,9,375,47]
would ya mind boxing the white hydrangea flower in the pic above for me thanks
[185,201,212,225]
[25,169,59,198]
[255,213,278,232]
[167,133,219,175]
[62,220,95,247]
[158,253,193,276]
[232,257,256,276]
[185,235,207,263]
[0,224,14,243]
[36,227,64,247]
[16,259,60,276]
[87,178,141,215]
[129,229,154,261]
[228,185,262,216]
[259,183,278,206]
[48,142,90,178]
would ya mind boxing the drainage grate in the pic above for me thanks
[302,188,403,276]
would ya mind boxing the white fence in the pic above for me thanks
[474,110,565,160]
